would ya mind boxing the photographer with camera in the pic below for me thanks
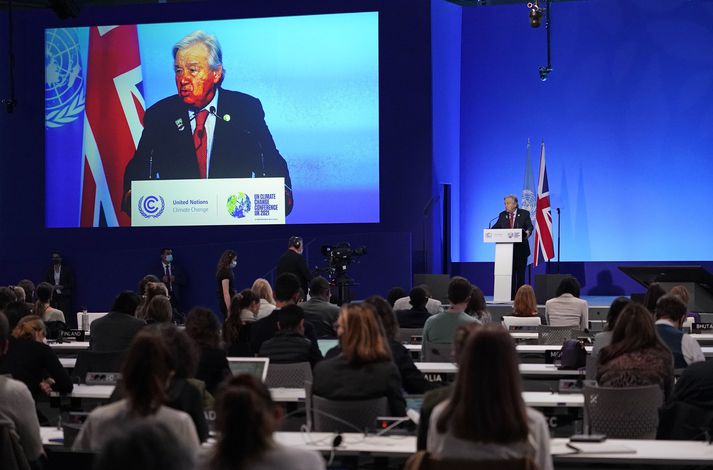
[276,236,313,299]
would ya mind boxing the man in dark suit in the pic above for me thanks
[43,252,75,322]
[299,276,339,338]
[90,291,145,352]
[492,194,533,299]
[156,247,185,317]
[276,236,313,299]
[122,30,293,215]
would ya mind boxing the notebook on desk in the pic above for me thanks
[228,357,269,382]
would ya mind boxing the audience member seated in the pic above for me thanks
[544,277,588,329]
[33,282,65,339]
[17,279,36,306]
[386,287,407,307]
[233,289,261,323]
[111,324,210,442]
[0,286,16,315]
[670,285,701,324]
[223,294,254,358]
[251,278,277,320]
[394,284,443,315]
[313,303,407,416]
[299,276,340,338]
[512,284,538,317]
[73,329,200,452]
[591,296,631,357]
[135,275,160,315]
[655,294,704,368]
[597,303,674,399]
[205,374,325,470]
[259,305,322,367]
[643,282,666,315]
[3,300,31,330]
[0,312,44,466]
[395,287,432,329]
[417,323,480,449]
[658,357,713,439]
[145,295,173,325]
[465,285,491,324]
[251,273,318,354]
[136,282,169,320]
[422,277,479,347]
[364,296,432,393]
[0,315,72,401]
[427,325,552,470]
[90,291,145,352]
[185,307,230,396]
[10,285,25,304]
[93,421,196,470]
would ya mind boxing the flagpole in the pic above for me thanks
[556,207,561,273]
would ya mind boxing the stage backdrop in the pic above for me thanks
[453,0,713,263]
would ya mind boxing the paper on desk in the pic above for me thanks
[568,443,636,454]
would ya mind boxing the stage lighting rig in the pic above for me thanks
[527,1,543,28]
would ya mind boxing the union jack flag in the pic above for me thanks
[534,141,554,266]
[80,25,144,227]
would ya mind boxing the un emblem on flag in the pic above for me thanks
[45,28,85,128]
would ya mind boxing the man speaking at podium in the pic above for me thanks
[122,30,293,215]
[492,194,533,299]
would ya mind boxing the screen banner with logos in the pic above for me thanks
[131,177,285,226]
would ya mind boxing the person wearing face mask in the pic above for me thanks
[43,251,75,323]
[276,236,312,300]
[216,250,238,317]
[121,30,293,217]
[156,247,186,319]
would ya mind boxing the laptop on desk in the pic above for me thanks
[228,357,269,382]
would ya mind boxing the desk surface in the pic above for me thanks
[49,341,90,351]
[416,362,582,377]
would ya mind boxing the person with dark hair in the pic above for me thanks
[156,247,186,316]
[591,296,631,357]
[216,250,237,317]
[0,312,44,465]
[276,236,313,298]
[250,273,318,354]
[417,322,480,450]
[422,277,478,347]
[670,285,701,323]
[17,279,35,305]
[299,276,340,338]
[313,303,406,416]
[393,284,444,315]
[137,282,170,320]
[206,374,325,470]
[0,315,72,418]
[362,296,432,394]
[597,303,674,398]
[43,252,75,318]
[138,274,161,297]
[33,281,65,339]
[395,287,431,329]
[230,289,260,323]
[0,286,17,313]
[427,326,552,469]
[512,284,538,317]
[145,295,173,325]
[73,329,200,452]
[258,305,322,367]
[223,292,255,357]
[465,285,491,324]
[386,287,407,307]
[545,276,588,329]
[93,421,196,470]
[90,291,145,352]
[643,282,666,315]
[655,294,704,368]
[4,300,32,330]
[185,307,230,395]
[492,194,534,299]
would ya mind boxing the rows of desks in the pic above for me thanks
[39,426,713,466]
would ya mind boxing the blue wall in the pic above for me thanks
[0,0,431,319]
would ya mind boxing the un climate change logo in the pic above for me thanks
[138,195,165,219]
[45,28,85,128]
[227,193,251,219]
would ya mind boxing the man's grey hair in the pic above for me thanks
[504,194,519,206]
[173,30,224,73]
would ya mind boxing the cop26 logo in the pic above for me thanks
[138,195,165,219]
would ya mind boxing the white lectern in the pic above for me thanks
[484,229,522,303]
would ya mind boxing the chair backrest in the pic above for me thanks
[264,362,312,388]
[72,350,124,383]
[404,450,537,470]
[312,394,388,433]
[397,328,424,344]
[585,354,598,381]
[584,384,664,438]
[502,316,541,330]
[0,423,30,470]
[421,342,453,362]
[536,325,574,345]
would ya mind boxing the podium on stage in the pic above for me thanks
[484,229,522,303]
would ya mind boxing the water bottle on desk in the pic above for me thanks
[81,306,88,332]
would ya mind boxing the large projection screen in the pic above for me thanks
[45,12,379,228]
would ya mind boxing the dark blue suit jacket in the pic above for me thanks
[492,208,533,257]
[122,88,293,214]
